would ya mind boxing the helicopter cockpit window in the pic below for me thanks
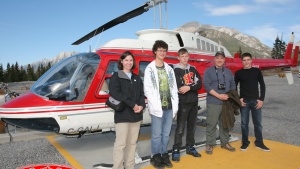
[31,53,100,101]
[98,61,118,95]
[99,78,109,94]
[69,64,97,101]
[105,61,118,75]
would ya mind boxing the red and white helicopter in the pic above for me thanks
[0,0,299,136]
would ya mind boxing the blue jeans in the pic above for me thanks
[240,99,263,146]
[151,109,173,155]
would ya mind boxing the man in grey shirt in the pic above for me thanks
[203,51,236,154]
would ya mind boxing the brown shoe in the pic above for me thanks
[206,145,213,154]
[221,143,236,152]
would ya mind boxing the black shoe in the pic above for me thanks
[240,143,248,151]
[186,146,201,157]
[150,153,164,169]
[256,144,270,152]
[172,148,180,162]
[161,153,173,168]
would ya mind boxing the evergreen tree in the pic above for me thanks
[10,64,17,82]
[0,64,4,82]
[46,62,51,71]
[271,35,286,59]
[15,62,20,82]
[19,66,27,81]
[36,64,42,78]
[4,63,11,82]
[27,64,35,81]
[237,46,242,58]
[41,64,46,76]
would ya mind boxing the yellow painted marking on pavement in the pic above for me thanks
[138,133,151,141]
[141,136,300,169]
[47,135,84,169]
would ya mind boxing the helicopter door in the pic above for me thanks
[97,61,118,96]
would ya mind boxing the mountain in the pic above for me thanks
[175,22,272,58]
[25,51,79,70]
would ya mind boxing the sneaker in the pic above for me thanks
[206,145,213,154]
[161,153,173,168]
[256,144,270,152]
[172,148,180,162]
[221,143,236,152]
[240,143,248,151]
[186,146,201,158]
[150,153,164,169]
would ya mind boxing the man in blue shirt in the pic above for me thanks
[203,51,236,154]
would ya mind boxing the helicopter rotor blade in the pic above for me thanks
[72,2,150,45]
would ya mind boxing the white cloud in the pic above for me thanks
[201,4,254,16]
[244,24,279,46]
[287,25,300,33]
[286,25,300,42]
[244,24,300,46]
[194,1,295,17]
[254,0,293,4]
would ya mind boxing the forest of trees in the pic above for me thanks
[0,62,51,83]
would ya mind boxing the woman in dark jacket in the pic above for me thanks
[109,51,145,169]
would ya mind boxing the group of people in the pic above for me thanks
[108,40,270,169]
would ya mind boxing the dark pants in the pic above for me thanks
[173,104,198,148]
[240,99,263,146]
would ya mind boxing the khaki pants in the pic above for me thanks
[206,104,230,146]
[113,121,141,169]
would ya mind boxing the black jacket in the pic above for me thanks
[109,70,145,123]
[221,90,242,129]
[173,63,202,105]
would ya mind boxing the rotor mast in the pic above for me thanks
[147,0,168,29]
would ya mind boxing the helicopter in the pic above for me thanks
[0,0,298,136]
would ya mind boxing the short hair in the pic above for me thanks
[118,51,136,70]
[215,51,225,57]
[152,40,168,55]
[241,53,252,59]
[178,48,188,56]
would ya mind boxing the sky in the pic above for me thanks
[1,0,300,66]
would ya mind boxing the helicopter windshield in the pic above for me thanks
[31,53,100,101]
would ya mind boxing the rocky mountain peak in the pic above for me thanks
[25,51,78,70]
[175,22,272,58]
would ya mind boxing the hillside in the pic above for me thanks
[175,22,272,58]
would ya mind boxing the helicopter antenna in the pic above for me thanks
[88,28,98,52]
[72,0,168,45]
[94,28,105,52]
